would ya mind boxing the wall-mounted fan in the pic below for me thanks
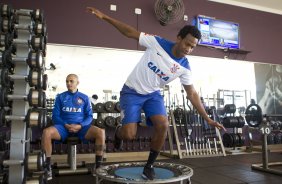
[154,0,185,26]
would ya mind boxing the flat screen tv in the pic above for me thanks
[196,15,240,49]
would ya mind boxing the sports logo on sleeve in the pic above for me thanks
[76,97,83,105]
[170,64,180,74]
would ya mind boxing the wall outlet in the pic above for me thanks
[184,15,188,21]
[110,4,116,11]
[135,8,141,15]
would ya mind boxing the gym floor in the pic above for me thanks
[47,152,282,184]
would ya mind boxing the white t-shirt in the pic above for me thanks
[125,32,193,94]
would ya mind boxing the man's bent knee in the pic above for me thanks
[122,128,136,140]
[42,126,60,140]
[96,127,105,140]
[42,127,52,138]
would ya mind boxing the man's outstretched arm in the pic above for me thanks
[183,84,226,131]
[86,7,140,40]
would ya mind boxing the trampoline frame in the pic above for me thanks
[95,162,193,184]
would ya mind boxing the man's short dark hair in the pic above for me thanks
[177,25,201,40]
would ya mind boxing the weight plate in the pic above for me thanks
[245,104,262,127]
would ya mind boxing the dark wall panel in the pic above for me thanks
[2,0,282,64]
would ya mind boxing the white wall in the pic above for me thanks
[45,44,256,106]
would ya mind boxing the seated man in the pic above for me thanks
[41,74,105,180]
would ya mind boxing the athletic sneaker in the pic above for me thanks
[113,124,123,150]
[142,165,155,180]
[45,165,52,180]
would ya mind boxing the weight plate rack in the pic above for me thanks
[0,4,48,183]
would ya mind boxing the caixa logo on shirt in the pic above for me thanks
[148,62,169,81]
[62,107,82,112]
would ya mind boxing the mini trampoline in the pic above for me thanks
[95,162,193,184]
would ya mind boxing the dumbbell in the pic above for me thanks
[237,116,245,128]
[237,133,245,147]
[267,132,275,145]
[206,106,216,115]
[144,137,149,148]
[0,50,14,68]
[25,175,46,184]
[278,121,282,130]
[222,133,234,147]
[42,73,48,90]
[0,109,10,128]
[104,116,116,128]
[274,132,282,144]
[2,150,46,172]
[138,136,143,150]
[0,16,46,38]
[115,101,121,112]
[0,108,47,129]
[86,141,93,153]
[15,8,44,23]
[25,150,46,173]
[105,136,112,152]
[173,107,184,123]
[0,4,13,18]
[222,116,238,128]
[0,87,46,107]
[0,49,44,69]
[1,68,47,90]
[59,143,66,154]
[0,32,11,49]
[1,32,46,51]
[0,172,8,184]
[94,102,105,113]
[0,16,12,33]
[271,121,280,130]
[131,139,136,151]
[224,104,236,114]
[115,116,121,126]
[104,101,115,112]
[80,142,86,153]
[95,116,105,129]
[13,17,46,35]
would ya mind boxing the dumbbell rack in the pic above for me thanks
[93,100,154,156]
[161,110,226,159]
[0,4,48,183]
[221,108,246,154]
[251,118,282,175]
[93,101,122,153]
[246,123,282,153]
[223,127,246,155]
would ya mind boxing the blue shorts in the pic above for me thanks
[120,85,167,126]
[54,124,91,142]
